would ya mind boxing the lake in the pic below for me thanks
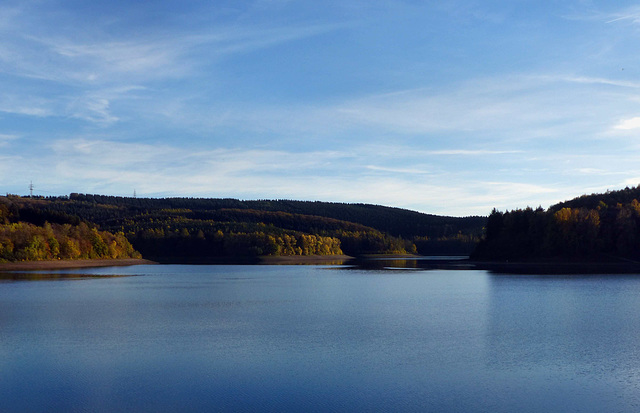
[2,262,640,412]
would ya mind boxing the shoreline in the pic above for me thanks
[0,258,157,271]
[3,256,640,274]
[258,255,354,265]
[144,255,354,265]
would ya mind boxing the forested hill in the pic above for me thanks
[1,194,486,260]
[472,185,640,262]
[549,186,640,212]
[64,193,485,239]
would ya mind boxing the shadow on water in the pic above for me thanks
[344,256,640,275]
[346,256,472,271]
[0,272,133,281]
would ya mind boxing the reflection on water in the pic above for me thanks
[348,256,471,271]
[0,272,132,281]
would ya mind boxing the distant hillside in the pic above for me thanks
[473,185,640,262]
[1,194,485,260]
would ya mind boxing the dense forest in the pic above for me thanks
[0,194,485,261]
[0,200,140,262]
[472,186,640,262]
[9,185,640,263]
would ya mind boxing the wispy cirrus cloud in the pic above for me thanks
[560,75,640,89]
[174,73,638,144]
[330,75,623,136]
[49,138,350,175]
[0,6,345,130]
[2,15,343,86]
[66,86,147,125]
[0,86,147,125]
[45,38,189,82]
[196,23,347,56]
[605,6,640,24]
[568,5,640,26]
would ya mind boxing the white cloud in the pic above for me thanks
[614,117,640,130]
[623,177,640,187]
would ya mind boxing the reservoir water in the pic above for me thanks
[2,263,640,412]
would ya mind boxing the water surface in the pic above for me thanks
[2,264,640,412]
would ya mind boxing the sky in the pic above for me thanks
[3,1,640,216]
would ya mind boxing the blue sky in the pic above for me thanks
[3,1,640,216]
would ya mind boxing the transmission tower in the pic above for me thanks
[29,181,34,198]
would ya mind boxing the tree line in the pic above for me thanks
[0,221,140,262]
[1,194,485,260]
[0,198,139,262]
[472,186,640,262]
[118,213,413,257]
[130,226,343,260]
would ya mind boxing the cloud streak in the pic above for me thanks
[605,6,640,24]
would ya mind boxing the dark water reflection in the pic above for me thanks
[0,271,132,281]
[348,256,471,271]
[2,264,640,412]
